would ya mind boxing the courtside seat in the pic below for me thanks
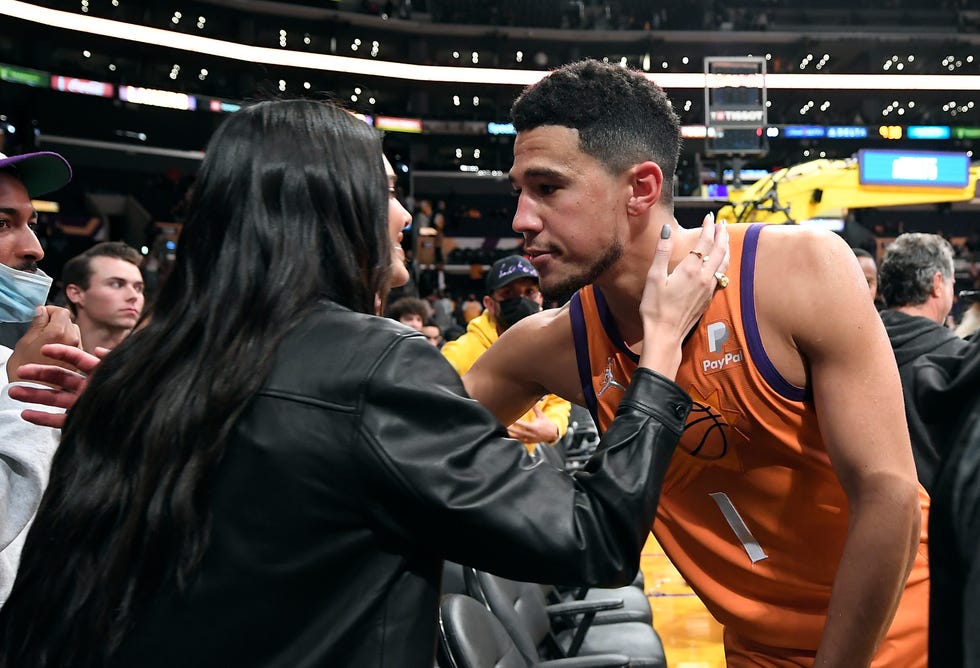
[464,569,667,668]
[438,594,631,668]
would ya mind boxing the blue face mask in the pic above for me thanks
[0,263,52,323]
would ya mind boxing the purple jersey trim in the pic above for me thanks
[741,224,809,402]
[569,292,600,425]
[593,286,641,364]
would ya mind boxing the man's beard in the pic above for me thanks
[540,239,624,303]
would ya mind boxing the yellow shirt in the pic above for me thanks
[442,310,570,450]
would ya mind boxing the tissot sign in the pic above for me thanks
[710,109,765,125]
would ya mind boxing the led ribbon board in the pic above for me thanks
[858,149,970,188]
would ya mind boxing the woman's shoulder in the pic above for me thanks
[300,301,417,340]
[265,302,428,393]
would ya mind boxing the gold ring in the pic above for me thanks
[714,272,729,289]
[690,250,709,263]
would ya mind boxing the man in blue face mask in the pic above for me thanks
[0,150,80,604]
[442,255,571,450]
[0,151,73,347]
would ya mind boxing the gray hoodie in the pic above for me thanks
[0,345,61,606]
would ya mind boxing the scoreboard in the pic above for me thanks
[704,57,767,156]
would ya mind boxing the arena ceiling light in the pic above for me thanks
[4,0,980,91]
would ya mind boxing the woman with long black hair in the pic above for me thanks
[0,99,727,667]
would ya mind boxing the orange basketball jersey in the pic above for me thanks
[569,223,928,664]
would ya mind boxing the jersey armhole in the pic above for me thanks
[569,292,601,427]
[741,223,810,403]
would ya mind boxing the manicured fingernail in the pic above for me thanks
[661,225,670,239]
[708,212,715,223]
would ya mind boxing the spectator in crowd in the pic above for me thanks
[852,247,881,308]
[427,289,463,340]
[463,59,926,667]
[385,295,429,331]
[0,152,72,350]
[0,150,77,605]
[460,292,483,323]
[0,99,725,667]
[62,241,145,353]
[442,255,571,450]
[879,232,970,493]
[421,320,443,347]
[955,290,980,339]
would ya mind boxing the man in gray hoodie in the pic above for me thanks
[0,151,75,605]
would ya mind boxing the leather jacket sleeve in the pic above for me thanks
[353,333,691,588]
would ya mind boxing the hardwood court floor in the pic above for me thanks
[640,534,727,668]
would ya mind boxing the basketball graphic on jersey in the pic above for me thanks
[680,388,747,469]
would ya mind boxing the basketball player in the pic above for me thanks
[463,60,928,667]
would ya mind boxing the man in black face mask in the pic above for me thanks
[442,255,571,450]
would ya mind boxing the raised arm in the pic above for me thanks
[358,334,693,586]
[770,229,921,666]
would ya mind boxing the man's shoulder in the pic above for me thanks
[463,302,584,413]
[467,310,497,335]
[882,309,967,344]
[755,223,844,255]
[444,311,496,348]
[441,320,493,375]
[749,224,882,380]
[880,308,930,330]
[753,224,860,300]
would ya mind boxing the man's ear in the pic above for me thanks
[930,272,945,298]
[482,295,495,311]
[627,161,664,217]
[65,284,84,309]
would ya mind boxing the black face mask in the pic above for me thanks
[496,296,541,330]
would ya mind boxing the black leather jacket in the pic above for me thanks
[914,341,980,668]
[113,301,692,668]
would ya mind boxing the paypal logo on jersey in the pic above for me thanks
[702,320,744,374]
[707,322,728,353]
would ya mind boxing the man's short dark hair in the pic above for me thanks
[510,59,681,206]
[62,242,143,314]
